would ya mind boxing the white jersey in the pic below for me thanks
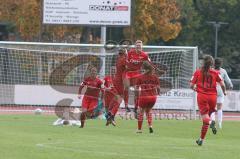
[216,68,233,96]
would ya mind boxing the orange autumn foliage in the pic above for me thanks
[124,0,182,43]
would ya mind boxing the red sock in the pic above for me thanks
[146,111,152,127]
[201,117,210,139]
[138,111,143,130]
[200,123,209,139]
[134,98,139,110]
[110,100,120,116]
[124,90,129,106]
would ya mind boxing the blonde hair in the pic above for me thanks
[135,40,143,45]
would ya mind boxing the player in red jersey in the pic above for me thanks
[123,40,150,116]
[103,68,114,107]
[190,55,226,146]
[104,85,121,126]
[104,48,128,126]
[113,48,127,96]
[103,67,117,117]
[102,67,115,114]
[113,48,131,112]
[133,61,160,133]
[78,66,103,128]
[103,66,115,88]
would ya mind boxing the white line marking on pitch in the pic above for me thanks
[36,142,186,159]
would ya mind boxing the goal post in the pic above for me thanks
[0,41,198,119]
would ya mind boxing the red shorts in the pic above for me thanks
[137,96,157,109]
[123,71,141,86]
[104,88,116,108]
[113,79,124,96]
[197,93,217,115]
[82,96,98,112]
[104,88,121,112]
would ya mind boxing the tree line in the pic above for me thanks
[0,0,239,78]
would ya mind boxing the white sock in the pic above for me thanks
[218,109,223,128]
[210,112,216,121]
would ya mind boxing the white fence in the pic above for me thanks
[12,85,240,111]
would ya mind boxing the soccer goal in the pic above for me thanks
[0,41,198,119]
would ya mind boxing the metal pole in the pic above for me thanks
[207,21,228,58]
[214,25,218,58]
[100,26,106,78]
[192,47,199,120]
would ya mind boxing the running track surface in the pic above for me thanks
[0,106,240,121]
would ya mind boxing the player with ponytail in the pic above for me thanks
[190,55,226,146]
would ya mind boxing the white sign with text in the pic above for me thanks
[43,0,131,26]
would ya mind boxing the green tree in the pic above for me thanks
[181,0,240,78]
[124,0,182,43]
[0,0,41,40]
[162,0,240,78]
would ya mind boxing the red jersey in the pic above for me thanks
[126,49,149,71]
[115,55,126,80]
[79,77,103,98]
[136,74,160,97]
[191,69,222,95]
[112,55,126,95]
[104,76,113,88]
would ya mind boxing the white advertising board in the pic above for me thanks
[221,91,240,111]
[15,86,195,109]
[43,0,131,26]
[154,89,194,110]
[15,85,81,106]
[14,86,240,111]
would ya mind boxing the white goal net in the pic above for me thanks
[0,42,198,119]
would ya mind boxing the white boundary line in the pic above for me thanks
[36,141,186,159]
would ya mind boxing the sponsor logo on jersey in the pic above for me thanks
[129,59,141,64]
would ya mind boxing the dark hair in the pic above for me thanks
[215,58,223,70]
[118,47,126,54]
[201,55,214,85]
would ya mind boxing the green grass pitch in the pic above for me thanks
[0,114,240,159]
